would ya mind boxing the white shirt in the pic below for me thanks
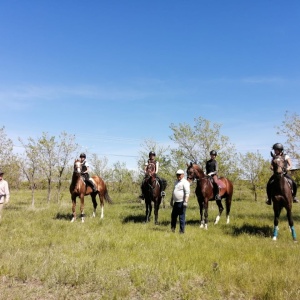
[0,179,10,204]
[172,177,190,203]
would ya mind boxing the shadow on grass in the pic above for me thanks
[122,214,146,223]
[54,212,73,221]
[228,223,273,237]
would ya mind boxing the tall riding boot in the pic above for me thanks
[214,185,221,200]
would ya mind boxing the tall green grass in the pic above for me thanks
[0,189,300,299]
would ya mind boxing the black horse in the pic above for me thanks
[270,154,297,241]
[142,163,165,224]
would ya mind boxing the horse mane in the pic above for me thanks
[189,162,205,178]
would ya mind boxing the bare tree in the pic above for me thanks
[169,116,238,179]
[277,111,300,167]
[90,153,110,181]
[18,138,40,207]
[239,151,271,201]
[55,132,78,202]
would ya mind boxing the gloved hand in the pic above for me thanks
[183,201,188,207]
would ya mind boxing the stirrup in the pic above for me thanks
[215,194,221,201]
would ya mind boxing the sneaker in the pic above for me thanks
[293,197,299,203]
[161,191,166,197]
[266,199,272,205]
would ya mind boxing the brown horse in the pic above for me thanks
[186,162,233,229]
[70,159,112,222]
[142,162,163,224]
[270,154,297,241]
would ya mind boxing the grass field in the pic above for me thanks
[1,188,300,300]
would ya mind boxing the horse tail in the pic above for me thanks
[104,189,113,204]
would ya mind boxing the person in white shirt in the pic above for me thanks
[170,169,190,233]
[0,170,10,221]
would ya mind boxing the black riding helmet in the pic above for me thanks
[80,153,86,158]
[149,151,156,157]
[272,143,284,151]
[210,150,217,156]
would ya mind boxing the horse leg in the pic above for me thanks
[286,208,297,241]
[91,194,98,218]
[272,206,281,241]
[99,193,104,219]
[80,195,85,223]
[154,199,160,225]
[145,200,152,223]
[71,196,76,222]
[214,200,224,225]
[203,200,209,230]
[198,199,205,229]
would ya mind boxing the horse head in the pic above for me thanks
[74,159,82,174]
[186,162,204,182]
[272,155,286,176]
[145,162,156,179]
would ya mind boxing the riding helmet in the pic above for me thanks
[80,153,86,158]
[272,143,284,151]
[210,150,217,156]
[149,151,156,157]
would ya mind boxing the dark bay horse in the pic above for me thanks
[270,154,297,241]
[142,162,163,224]
[70,159,112,222]
[186,162,233,229]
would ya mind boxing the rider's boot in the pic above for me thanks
[215,186,221,200]
[161,191,166,197]
[266,182,272,205]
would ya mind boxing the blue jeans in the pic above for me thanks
[171,201,186,233]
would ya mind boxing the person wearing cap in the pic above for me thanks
[206,150,221,201]
[170,169,190,234]
[139,151,166,199]
[0,170,10,221]
[79,153,97,193]
[266,143,298,205]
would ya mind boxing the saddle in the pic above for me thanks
[270,177,293,194]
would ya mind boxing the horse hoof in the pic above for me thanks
[272,236,277,241]
[81,219,85,223]
[71,218,75,223]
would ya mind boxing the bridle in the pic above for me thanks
[74,160,82,174]
[272,155,286,177]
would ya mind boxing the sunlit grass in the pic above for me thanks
[0,189,300,299]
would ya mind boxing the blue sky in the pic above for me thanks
[1,1,300,170]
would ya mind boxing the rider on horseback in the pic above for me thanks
[79,153,97,193]
[139,151,166,199]
[206,150,221,201]
[266,143,299,205]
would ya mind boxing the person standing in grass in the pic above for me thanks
[0,169,10,221]
[170,169,190,234]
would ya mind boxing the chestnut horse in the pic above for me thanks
[70,159,112,222]
[270,154,297,241]
[142,162,163,224]
[186,162,233,229]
